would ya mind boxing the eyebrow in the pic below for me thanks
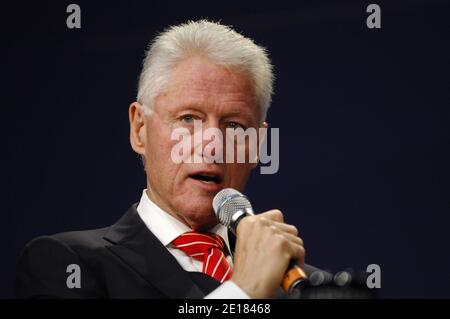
[167,103,204,114]
[169,103,256,121]
[221,110,255,122]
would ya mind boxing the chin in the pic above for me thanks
[182,206,218,230]
[172,191,219,228]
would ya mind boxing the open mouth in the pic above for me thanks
[189,173,222,184]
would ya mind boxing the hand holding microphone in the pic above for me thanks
[213,188,307,299]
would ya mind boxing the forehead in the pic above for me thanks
[154,56,259,119]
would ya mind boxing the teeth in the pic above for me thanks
[193,173,219,183]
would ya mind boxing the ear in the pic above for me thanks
[250,121,269,170]
[129,102,146,156]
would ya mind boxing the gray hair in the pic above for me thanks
[137,20,274,121]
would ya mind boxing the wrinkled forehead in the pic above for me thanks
[153,56,260,121]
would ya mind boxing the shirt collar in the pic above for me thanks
[136,189,233,256]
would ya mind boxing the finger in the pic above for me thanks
[289,244,306,267]
[273,233,305,265]
[270,222,299,236]
[282,232,304,247]
[260,209,284,223]
[269,226,303,246]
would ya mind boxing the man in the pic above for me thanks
[16,20,307,299]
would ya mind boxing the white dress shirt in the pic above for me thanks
[136,189,249,299]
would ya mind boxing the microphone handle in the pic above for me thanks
[282,260,308,296]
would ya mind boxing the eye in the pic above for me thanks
[227,121,246,130]
[180,114,196,124]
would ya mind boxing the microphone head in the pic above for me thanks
[213,188,253,228]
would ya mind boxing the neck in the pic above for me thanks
[144,188,218,231]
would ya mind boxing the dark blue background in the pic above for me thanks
[2,0,449,298]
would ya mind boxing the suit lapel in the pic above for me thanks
[103,204,205,299]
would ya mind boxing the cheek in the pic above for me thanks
[145,128,185,181]
[227,164,252,187]
[145,122,174,158]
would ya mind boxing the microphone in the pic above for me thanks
[213,188,308,297]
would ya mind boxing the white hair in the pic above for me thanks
[137,20,274,121]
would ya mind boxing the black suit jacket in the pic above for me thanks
[16,204,317,298]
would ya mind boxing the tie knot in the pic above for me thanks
[171,231,225,255]
[171,231,233,283]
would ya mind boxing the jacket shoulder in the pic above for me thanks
[16,227,111,298]
[51,227,110,250]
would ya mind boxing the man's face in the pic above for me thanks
[132,56,264,230]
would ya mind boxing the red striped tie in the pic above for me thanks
[171,231,233,283]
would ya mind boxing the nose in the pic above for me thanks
[193,120,224,163]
